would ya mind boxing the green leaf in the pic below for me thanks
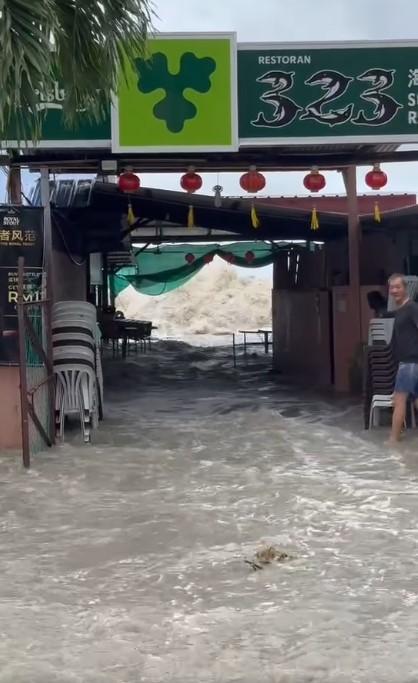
[0,0,154,140]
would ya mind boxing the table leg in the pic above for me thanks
[264,332,269,354]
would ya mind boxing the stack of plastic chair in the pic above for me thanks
[52,301,103,442]
[368,318,394,346]
[366,317,416,429]
[366,342,397,428]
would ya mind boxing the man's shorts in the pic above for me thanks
[394,362,418,395]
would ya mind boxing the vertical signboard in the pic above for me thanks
[0,207,44,365]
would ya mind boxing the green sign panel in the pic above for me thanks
[111,33,238,153]
[4,39,418,150]
[4,82,111,149]
[238,42,418,144]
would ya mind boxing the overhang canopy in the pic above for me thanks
[49,180,418,254]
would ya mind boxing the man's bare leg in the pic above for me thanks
[390,392,408,443]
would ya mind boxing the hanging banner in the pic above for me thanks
[0,207,44,365]
[111,33,238,153]
[238,41,418,144]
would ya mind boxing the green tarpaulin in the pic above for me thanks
[111,242,281,297]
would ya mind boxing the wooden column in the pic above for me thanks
[343,165,362,342]
[332,165,363,392]
[7,165,22,204]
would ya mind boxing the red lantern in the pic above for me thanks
[239,167,266,194]
[204,253,214,264]
[118,171,140,193]
[303,168,325,230]
[303,168,326,193]
[185,253,195,264]
[239,166,265,229]
[245,250,255,264]
[365,163,387,223]
[181,171,203,193]
[225,252,235,264]
[365,163,387,191]
[181,169,202,228]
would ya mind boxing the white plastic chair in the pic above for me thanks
[53,345,98,439]
[54,364,98,442]
[53,300,97,316]
[369,393,416,429]
[52,318,104,419]
[53,305,97,330]
[368,318,394,346]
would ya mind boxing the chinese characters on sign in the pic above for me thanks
[0,207,43,365]
[0,229,38,245]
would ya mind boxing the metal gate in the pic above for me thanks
[17,256,55,468]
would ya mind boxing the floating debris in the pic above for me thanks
[245,545,294,571]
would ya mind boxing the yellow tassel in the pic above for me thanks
[310,206,319,231]
[251,201,260,229]
[187,205,194,228]
[374,201,381,223]
[127,202,136,226]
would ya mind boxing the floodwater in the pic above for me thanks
[1,340,418,683]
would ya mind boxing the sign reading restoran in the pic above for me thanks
[237,41,418,144]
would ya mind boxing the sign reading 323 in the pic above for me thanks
[252,68,403,129]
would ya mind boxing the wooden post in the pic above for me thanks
[7,165,22,204]
[330,164,364,392]
[343,165,362,343]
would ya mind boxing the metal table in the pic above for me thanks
[239,329,272,354]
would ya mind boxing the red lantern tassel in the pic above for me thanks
[310,206,319,231]
[188,205,195,228]
[251,201,260,229]
[374,201,381,223]
[127,202,137,226]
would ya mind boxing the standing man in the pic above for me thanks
[388,274,418,442]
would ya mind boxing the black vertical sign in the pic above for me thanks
[0,206,44,365]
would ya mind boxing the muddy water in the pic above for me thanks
[1,341,418,682]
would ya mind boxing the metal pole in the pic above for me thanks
[102,253,109,308]
[39,167,55,445]
[17,257,30,468]
[40,167,52,300]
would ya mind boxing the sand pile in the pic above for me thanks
[116,258,271,337]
